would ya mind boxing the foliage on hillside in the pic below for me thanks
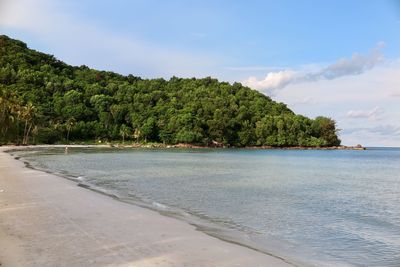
[0,35,340,146]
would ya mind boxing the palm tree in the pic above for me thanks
[66,117,76,144]
[31,125,39,144]
[133,128,141,143]
[0,88,20,143]
[0,90,10,139]
[22,103,36,145]
[119,124,130,144]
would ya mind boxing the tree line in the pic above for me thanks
[0,35,340,147]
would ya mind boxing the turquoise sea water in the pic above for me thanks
[13,147,400,266]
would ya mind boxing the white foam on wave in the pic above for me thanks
[152,201,168,210]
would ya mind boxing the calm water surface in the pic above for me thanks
[14,147,400,267]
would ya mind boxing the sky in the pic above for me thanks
[0,0,399,146]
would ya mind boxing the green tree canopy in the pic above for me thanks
[0,35,341,147]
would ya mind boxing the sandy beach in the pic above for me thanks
[0,146,294,267]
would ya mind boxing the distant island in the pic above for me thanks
[0,35,341,147]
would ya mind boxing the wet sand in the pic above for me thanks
[0,146,294,267]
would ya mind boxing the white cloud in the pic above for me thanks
[350,125,400,135]
[0,0,72,37]
[243,70,297,92]
[0,0,221,78]
[346,106,383,120]
[341,125,400,146]
[243,43,385,94]
[369,125,400,136]
[316,42,385,80]
[340,125,400,147]
[273,60,400,146]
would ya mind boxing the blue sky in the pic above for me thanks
[1,0,400,146]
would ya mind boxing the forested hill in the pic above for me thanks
[0,35,340,147]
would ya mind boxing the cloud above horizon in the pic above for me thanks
[341,124,400,146]
[243,43,385,94]
[346,106,383,121]
[0,0,221,78]
[273,59,400,146]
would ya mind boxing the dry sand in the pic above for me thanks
[0,146,294,267]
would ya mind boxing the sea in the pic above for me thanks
[11,147,400,267]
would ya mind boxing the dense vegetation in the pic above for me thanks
[0,35,340,147]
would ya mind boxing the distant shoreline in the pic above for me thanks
[1,143,366,150]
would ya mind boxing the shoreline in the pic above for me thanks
[1,142,366,150]
[128,143,366,150]
[0,146,296,267]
